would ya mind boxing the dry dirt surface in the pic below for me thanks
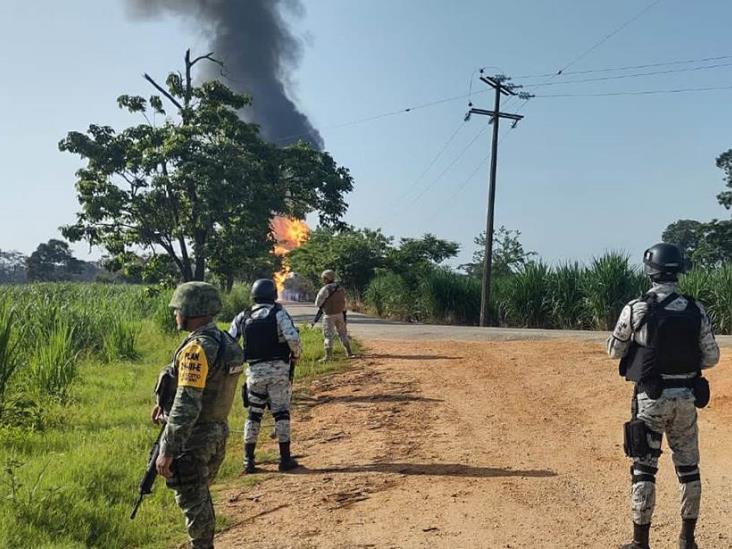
[215,339,732,549]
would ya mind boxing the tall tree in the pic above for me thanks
[26,240,83,282]
[463,226,535,278]
[59,50,352,282]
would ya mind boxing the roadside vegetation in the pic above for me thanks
[0,283,350,548]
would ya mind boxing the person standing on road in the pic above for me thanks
[608,243,720,549]
[152,282,245,549]
[312,269,354,361]
[233,278,302,474]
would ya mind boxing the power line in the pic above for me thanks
[516,54,732,79]
[524,61,732,88]
[533,84,732,98]
[387,120,467,206]
[409,123,490,207]
[554,0,666,76]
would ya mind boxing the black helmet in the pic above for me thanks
[251,279,277,304]
[643,243,685,280]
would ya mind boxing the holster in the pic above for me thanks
[693,376,710,408]
[623,418,651,458]
[242,382,249,408]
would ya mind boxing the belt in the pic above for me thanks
[662,378,696,389]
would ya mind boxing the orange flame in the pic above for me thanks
[271,216,310,294]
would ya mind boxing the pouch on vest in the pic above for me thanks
[693,376,710,408]
[624,418,651,458]
[154,363,177,414]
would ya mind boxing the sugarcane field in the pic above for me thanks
[1,2,732,548]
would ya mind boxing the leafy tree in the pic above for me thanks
[385,233,459,288]
[716,149,732,209]
[463,226,536,278]
[0,251,27,283]
[287,227,391,296]
[26,240,83,282]
[661,149,732,268]
[59,50,353,282]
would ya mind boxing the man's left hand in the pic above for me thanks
[156,454,174,478]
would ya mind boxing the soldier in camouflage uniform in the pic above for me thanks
[313,269,354,361]
[152,282,244,549]
[608,244,720,549]
[229,279,302,473]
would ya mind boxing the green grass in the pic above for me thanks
[0,284,355,549]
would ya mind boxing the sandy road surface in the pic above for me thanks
[215,306,731,548]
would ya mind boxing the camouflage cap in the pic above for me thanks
[321,269,336,282]
[169,281,222,317]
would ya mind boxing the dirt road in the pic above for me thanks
[216,310,731,548]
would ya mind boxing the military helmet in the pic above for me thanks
[251,278,277,304]
[321,269,336,283]
[643,243,686,278]
[169,281,222,317]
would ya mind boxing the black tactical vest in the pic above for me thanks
[620,292,702,382]
[243,304,292,363]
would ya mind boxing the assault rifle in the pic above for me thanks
[130,425,165,519]
[312,283,344,325]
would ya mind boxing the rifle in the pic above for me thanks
[130,425,165,520]
[312,283,342,325]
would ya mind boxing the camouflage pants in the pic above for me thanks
[166,422,228,549]
[630,389,701,525]
[244,362,292,444]
[323,314,349,351]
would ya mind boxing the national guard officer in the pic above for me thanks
[608,243,720,549]
[229,278,302,473]
[312,269,354,361]
[152,281,244,549]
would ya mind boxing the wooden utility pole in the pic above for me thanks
[465,73,526,327]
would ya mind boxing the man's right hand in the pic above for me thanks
[151,405,165,424]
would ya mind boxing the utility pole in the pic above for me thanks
[465,72,530,327]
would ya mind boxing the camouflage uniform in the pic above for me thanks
[230,304,301,444]
[315,282,350,353]
[608,282,720,527]
[162,283,244,549]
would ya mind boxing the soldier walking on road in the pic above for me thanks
[152,282,244,549]
[312,269,354,361]
[608,243,720,549]
[230,279,302,474]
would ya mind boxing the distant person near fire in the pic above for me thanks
[312,269,354,361]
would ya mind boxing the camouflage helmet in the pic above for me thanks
[169,281,222,317]
[321,269,336,283]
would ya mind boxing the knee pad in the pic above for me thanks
[676,464,700,484]
[247,411,263,424]
[273,410,290,422]
[631,463,658,484]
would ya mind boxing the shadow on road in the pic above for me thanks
[302,462,556,478]
[362,353,463,361]
[316,393,443,404]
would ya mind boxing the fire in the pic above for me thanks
[271,216,310,294]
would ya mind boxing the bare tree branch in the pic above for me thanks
[143,73,183,111]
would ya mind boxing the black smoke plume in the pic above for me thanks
[126,0,323,149]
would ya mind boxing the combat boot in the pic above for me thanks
[278,442,300,472]
[243,443,257,474]
[678,519,698,549]
[318,349,333,363]
[344,341,355,358]
[621,523,650,549]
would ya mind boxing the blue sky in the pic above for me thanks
[1,0,731,269]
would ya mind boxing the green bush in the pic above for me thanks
[103,320,140,362]
[418,268,481,325]
[364,272,412,320]
[219,283,252,322]
[502,262,553,328]
[29,321,78,399]
[548,262,587,329]
[582,252,647,330]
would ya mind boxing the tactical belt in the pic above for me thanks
[248,356,290,365]
[660,378,696,389]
